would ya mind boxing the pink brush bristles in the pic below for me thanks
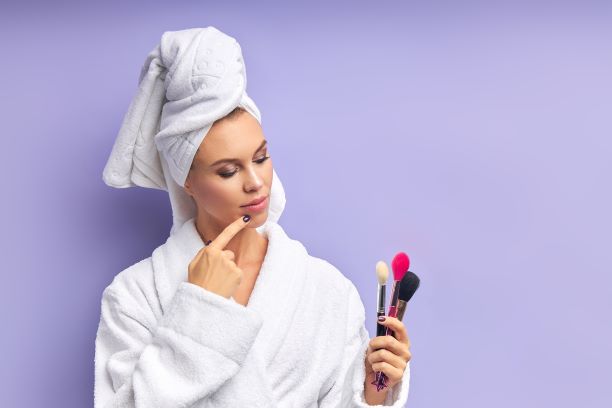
[391,252,410,282]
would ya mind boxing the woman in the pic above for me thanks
[95,27,411,407]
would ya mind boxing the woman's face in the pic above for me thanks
[184,110,273,229]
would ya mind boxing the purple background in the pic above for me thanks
[1,1,610,406]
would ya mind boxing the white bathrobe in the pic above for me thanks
[94,217,411,407]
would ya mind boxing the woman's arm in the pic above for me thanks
[318,283,411,407]
[94,281,263,407]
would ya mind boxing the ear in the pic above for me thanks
[183,174,193,196]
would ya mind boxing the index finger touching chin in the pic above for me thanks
[208,214,252,250]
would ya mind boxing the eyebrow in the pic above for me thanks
[209,139,268,167]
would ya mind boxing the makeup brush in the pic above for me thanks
[374,270,420,391]
[373,251,410,391]
[375,261,389,338]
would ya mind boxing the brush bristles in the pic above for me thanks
[391,252,410,281]
[375,261,388,285]
[398,271,420,302]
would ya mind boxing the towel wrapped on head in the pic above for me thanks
[102,26,285,235]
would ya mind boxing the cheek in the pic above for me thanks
[265,159,274,182]
[191,179,237,211]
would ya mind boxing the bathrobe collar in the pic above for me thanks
[151,217,308,365]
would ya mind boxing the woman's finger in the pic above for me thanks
[377,316,410,347]
[367,348,407,371]
[207,215,251,251]
[369,335,411,362]
[371,361,404,385]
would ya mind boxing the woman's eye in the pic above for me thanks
[218,156,270,178]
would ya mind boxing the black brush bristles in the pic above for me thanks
[399,271,420,302]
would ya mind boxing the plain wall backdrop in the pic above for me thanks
[1,0,610,406]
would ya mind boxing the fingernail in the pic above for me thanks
[243,215,251,222]
[205,240,212,245]
[378,316,386,322]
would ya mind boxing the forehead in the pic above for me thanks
[195,112,265,164]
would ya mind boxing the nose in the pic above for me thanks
[243,164,264,192]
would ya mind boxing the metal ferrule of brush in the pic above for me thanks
[376,284,387,337]
[377,284,386,313]
[396,300,407,321]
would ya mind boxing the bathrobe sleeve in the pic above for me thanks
[320,283,411,407]
[94,280,263,408]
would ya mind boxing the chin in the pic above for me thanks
[242,209,268,227]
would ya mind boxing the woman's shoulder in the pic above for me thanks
[99,256,161,317]
[302,254,367,327]
[304,254,360,297]
[105,256,154,292]
[274,222,357,295]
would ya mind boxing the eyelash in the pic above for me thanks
[219,155,270,178]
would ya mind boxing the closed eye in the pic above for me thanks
[219,155,270,178]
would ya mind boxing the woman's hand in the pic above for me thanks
[187,215,251,299]
[364,316,412,394]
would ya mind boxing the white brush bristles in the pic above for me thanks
[376,260,389,285]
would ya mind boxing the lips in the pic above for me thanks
[241,195,268,207]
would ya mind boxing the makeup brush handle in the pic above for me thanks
[385,306,398,337]
[372,306,399,390]
[376,311,387,337]
[373,371,389,391]
[384,325,396,338]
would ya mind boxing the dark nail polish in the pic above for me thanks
[243,214,251,222]
[378,316,386,322]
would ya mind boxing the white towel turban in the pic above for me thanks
[102,27,286,235]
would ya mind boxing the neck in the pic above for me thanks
[194,215,266,267]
